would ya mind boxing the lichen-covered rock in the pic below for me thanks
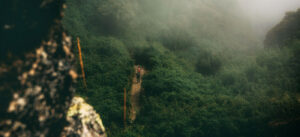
[61,97,106,137]
[0,0,77,137]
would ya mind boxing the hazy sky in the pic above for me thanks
[238,0,300,37]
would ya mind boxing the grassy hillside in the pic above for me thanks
[63,0,300,136]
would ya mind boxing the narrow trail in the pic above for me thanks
[129,65,145,122]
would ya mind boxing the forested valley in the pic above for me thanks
[62,0,300,137]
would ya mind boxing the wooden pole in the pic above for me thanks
[77,37,87,89]
[124,88,127,128]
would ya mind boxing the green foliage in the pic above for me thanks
[196,52,222,75]
[74,37,134,133]
[63,0,300,137]
[159,29,197,51]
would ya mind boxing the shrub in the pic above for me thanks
[195,52,222,75]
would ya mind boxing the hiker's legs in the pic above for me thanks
[138,74,141,82]
[137,73,140,83]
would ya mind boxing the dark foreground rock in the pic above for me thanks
[0,0,77,136]
[0,1,106,136]
[0,31,75,137]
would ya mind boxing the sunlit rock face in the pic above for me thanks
[62,97,106,137]
[0,0,76,136]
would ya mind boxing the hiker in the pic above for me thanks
[136,66,141,83]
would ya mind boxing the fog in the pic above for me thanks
[238,0,300,37]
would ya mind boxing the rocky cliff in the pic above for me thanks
[0,0,105,137]
[0,0,75,136]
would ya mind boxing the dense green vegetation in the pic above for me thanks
[63,0,300,136]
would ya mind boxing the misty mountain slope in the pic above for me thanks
[264,8,300,93]
[265,9,300,48]
[63,0,300,137]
